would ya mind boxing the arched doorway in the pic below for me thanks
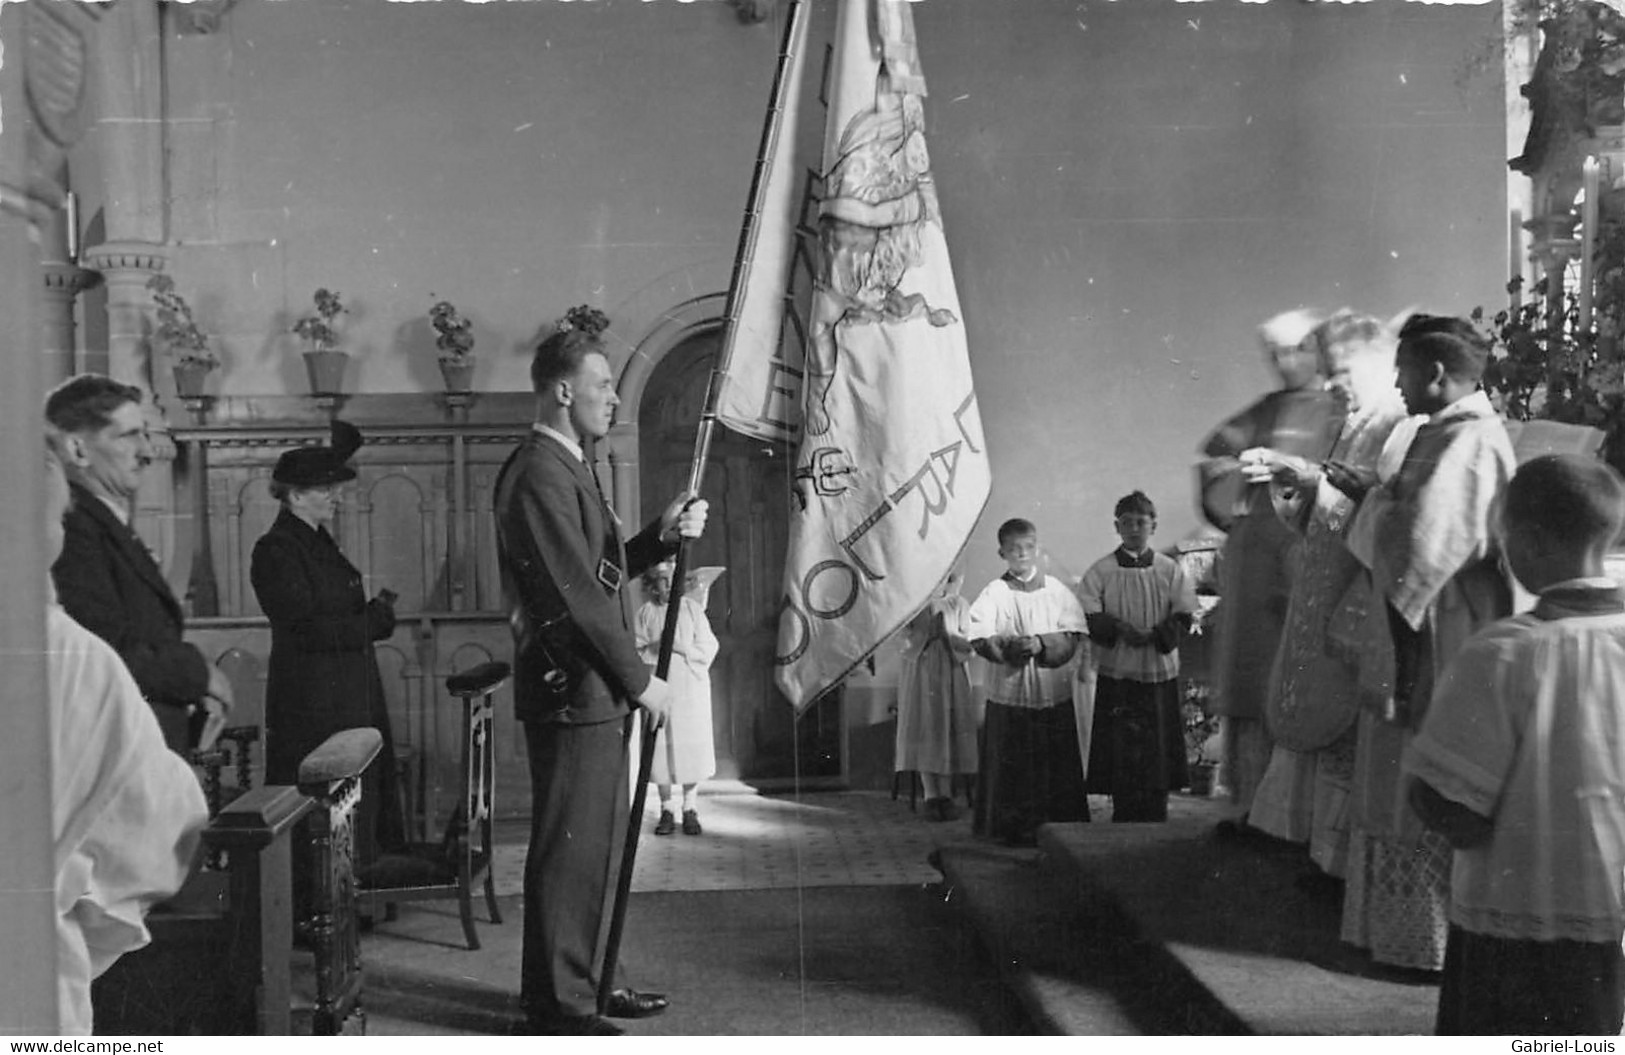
[634,327,843,785]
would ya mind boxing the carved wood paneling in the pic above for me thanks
[177,412,534,823]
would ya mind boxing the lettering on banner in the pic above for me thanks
[757,353,804,436]
[777,593,811,666]
[889,441,962,541]
[952,389,984,454]
[777,387,985,669]
[837,498,893,582]
[775,557,862,667]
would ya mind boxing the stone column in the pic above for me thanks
[40,187,101,385]
[1504,6,1538,307]
[82,0,179,574]
[0,0,105,1033]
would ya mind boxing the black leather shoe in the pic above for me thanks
[654,810,676,836]
[605,987,669,1019]
[681,809,702,836]
[525,1013,624,1036]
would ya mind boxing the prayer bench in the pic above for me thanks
[296,727,384,1035]
[92,727,381,1035]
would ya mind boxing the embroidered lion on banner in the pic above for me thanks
[804,84,958,436]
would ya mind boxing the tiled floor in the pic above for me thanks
[488,782,982,895]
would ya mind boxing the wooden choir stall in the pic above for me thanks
[94,393,532,1034]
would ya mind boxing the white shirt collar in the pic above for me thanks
[96,493,132,527]
[533,422,583,462]
[1429,388,1495,425]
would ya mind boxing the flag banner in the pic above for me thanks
[774,0,991,711]
[713,0,819,444]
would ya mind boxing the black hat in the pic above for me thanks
[272,420,362,488]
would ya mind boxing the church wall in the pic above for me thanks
[134,0,1503,587]
[151,0,773,399]
[86,0,1504,791]
[920,0,1506,583]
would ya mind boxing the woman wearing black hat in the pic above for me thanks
[251,421,406,881]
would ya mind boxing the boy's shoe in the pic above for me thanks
[681,809,702,835]
[654,809,676,835]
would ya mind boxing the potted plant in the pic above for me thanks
[1182,680,1221,796]
[557,303,611,338]
[147,274,218,399]
[1476,267,1625,474]
[429,298,476,393]
[293,287,349,395]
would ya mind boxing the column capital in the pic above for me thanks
[41,261,101,298]
[81,240,168,278]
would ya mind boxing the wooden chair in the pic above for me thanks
[190,725,260,869]
[359,660,509,950]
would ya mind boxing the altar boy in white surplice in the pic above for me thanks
[1077,490,1199,823]
[967,517,1089,846]
[1405,454,1625,1035]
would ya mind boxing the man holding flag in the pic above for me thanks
[570,0,990,1014]
[495,317,708,1036]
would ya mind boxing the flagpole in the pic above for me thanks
[597,0,810,1014]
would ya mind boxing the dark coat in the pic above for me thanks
[52,482,210,753]
[250,509,403,851]
[494,431,673,725]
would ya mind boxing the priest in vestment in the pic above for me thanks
[1197,310,1345,830]
[1330,314,1514,971]
[1247,310,1419,879]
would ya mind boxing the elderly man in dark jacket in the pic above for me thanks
[46,374,233,754]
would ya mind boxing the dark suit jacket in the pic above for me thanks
[52,482,209,752]
[494,430,673,725]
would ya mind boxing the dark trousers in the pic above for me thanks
[975,699,1090,843]
[1436,924,1625,1035]
[521,717,630,1022]
[1085,676,1187,823]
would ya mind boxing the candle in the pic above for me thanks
[64,191,77,263]
[1579,157,1598,333]
[1509,204,1524,306]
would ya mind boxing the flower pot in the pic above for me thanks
[303,349,350,395]
[1186,761,1218,798]
[172,361,213,399]
[438,358,475,393]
